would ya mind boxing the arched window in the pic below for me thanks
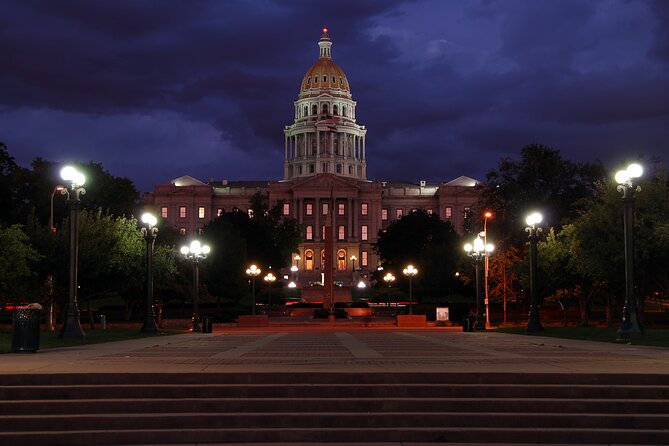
[337,250,346,271]
[304,106,308,116]
[312,104,318,115]
[305,250,314,271]
[342,106,347,117]
[322,104,329,115]
[333,105,339,116]
[336,163,342,174]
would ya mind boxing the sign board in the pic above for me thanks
[436,307,449,322]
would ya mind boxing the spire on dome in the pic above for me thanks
[318,27,333,59]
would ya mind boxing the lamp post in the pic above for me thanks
[402,265,418,315]
[59,166,86,339]
[49,185,64,233]
[350,255,357,271]
[264,272,276,314]
[383,272,395,308]
[525,211,544,332]
[246,264,261,315]
[140,213,158,333]
[465,235,494,331]
[615,163,644,340]
[294,254,301,269]
[483,211,493,328]
[180,240,210,332]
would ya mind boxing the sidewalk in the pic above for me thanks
[2,326,669,374]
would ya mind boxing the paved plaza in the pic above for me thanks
[3,326,669,375]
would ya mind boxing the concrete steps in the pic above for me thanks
[1,373,668,445]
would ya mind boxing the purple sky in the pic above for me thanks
[2,0,668,192]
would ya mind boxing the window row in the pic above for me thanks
[301,249,368,271]
[305,225,369,241]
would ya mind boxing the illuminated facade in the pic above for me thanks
[147,29,479,293]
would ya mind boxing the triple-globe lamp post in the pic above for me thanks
[264,272,276,314]
[525,211,544,332]
[246,264,261,315]
[464,235,494,331]
[140,213,159,333]
[59,166,86,339]
[615,163,644,340]
[402,265,418,315]
[180,240,210,332]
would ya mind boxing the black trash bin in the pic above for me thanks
[12,307,41,352]
[462,315,474,332]
[202,316,213,333]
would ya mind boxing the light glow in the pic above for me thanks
[60,166,86,187]
[526,212,543,227]
[141,213,157,227]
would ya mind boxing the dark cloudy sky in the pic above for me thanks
[2,0,668,192]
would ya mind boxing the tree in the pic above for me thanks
[0,225,42,302]
[480,143,606,244]
[374,210,462,300]
[0,143,27,225]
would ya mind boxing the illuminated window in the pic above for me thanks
[445,206,452,219]
[361,225,368,241]
[464,207,471,220]
[361,251,368,267]
[381,209,388,221]
[322,202,329,215]
[248,209,254,218]
[338,203,345,215]
[306,225,313,240]
[338,225,345,240]
[411,208,418,214]
[216,208,223,217]
[322,225,326,240]
[337,249,346,271]
[396,209,403,219]
[427,208,433,215]
[361,203,368,215]
[179,206,187,219]
[306,203,313,215]
[321,249,326,270]
[283,203,290,216]
[179,227,186,235]
[161,207,168,219]
[305,250,314,271]
[198,207,205,219]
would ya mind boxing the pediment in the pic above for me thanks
[290,173,360,192]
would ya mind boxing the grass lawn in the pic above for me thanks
[0,328,187,353]
[495,325,669,348]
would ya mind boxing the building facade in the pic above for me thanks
[147,29,479,291]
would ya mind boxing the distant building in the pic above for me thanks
[146,28,479,290]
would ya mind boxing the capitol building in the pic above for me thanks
[147,29,479,289]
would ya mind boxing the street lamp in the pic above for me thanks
[402,265,418,315]
[465,235,494,331]
[263,272,276,314]
[246,264,261,315]
[350,255,357,271]
[49,184,65,232]
[180,240,211,332]
[483,211,493,328]
[294,254,301,269]
[140,213,158,333]
[525,211,543,332]
[383,272,395,308]
[59,165,86,339]
[615,162,644,340]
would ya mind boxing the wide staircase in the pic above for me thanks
[1,372,669,445]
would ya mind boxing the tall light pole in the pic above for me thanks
[383,272,395,308]
[246,264,261,315]
[615,163,644,340]
[49,184,64,233]
[264,272,276,314]
[180,240,211,332]
[483,211,493,328]
[402,265,418,315]
[59,166,86,339]
[140,213,158,333]
[525,211,543,332]
[350,255,358,285]
[465,235,494,331]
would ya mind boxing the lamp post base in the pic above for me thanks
[473,313,486,331]
[59,305,85,339]
[192,313,201,333]
[616,315,643,341]
[141,312,159,334]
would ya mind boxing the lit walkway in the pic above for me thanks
[3,327,669,375]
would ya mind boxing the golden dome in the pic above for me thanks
[299,28,351,96]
